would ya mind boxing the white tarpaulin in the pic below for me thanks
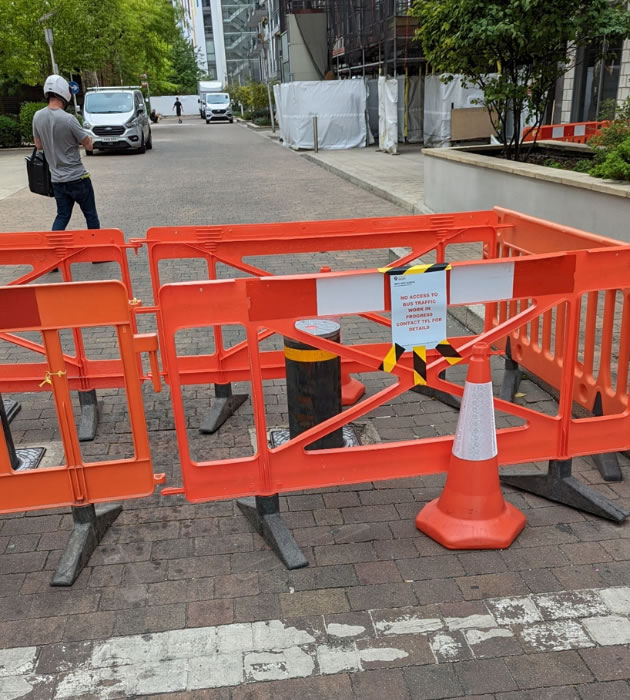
[423,75,485,147]
[397,75,423,143]
[275,80,366,150]
[378,76,398,154]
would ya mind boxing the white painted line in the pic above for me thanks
[449,261,514,305]
[3,587,630,697]
[316,272,384,316]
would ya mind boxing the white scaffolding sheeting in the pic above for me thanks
[423,75,485,147]
[378,76,398,154]
[275,80,367,150]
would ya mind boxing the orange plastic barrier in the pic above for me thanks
[132,213,513,394]
[522,121,609,144]
[158,247,630,502]
[0,281,163,512]
[490,209,628,418]
[0,229,144,394]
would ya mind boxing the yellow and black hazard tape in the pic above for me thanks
[378,262,451,276]
[379,343,406,373]
[413,346,427,386]
[435,339,463,365]
[379,343,427,386]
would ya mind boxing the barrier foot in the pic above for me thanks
[200,383,248,434]
[78,389,99,442]
[413,370,461,410]
[591,393,622,482]
[2,398,20,424]
[501,459,629,523]
[51,504,122,587]
[500,339,521,402]
[237,495,308,570]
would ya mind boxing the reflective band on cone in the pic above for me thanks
[415,342,526,549]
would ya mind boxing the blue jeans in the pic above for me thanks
[52,177,100,231]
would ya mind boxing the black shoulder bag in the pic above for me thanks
[25,147,54,197]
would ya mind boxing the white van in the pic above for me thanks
[205,93,233,124]
[82,87,152,154]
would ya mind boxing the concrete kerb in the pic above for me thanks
[301,152,432,216]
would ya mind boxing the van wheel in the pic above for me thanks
[146,130,153,150]
[137,134,146,154]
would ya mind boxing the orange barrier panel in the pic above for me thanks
[0,281,162,513]
[158,247,630,503]
[522,120,609,144]
[490,209,628,417]
[0,229,145,394]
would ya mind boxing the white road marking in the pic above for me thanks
[3,586,630,698]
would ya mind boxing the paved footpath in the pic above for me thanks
[0,120,629,699]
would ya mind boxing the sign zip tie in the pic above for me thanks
[129,298,142,306]
[40,370,66,388]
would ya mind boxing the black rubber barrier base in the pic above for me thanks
[200,383,248,434]
[78,389,99,442]
[237,495,308,570]
[2,398,20,424]
[501,459,629,523]
[51,503,122,587]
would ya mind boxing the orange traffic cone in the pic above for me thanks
[415,342,525,549]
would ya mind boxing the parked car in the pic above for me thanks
[82,86,152,154]
[205,93,233,124]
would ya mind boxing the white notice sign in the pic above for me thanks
[390,270,447,350]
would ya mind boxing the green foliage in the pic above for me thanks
[543,158,563,169]
[573,159,593,173]
[167,34,204,95]
[0,115,21,147]
[410,0,630,161]
[18,102,47,144]
[0,0,179,95]
[228,82,274,116]
[589,136,630,180]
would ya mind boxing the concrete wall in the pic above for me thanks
[151,95,200,116]
[423,149,630,242]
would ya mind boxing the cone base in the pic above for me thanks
[415,499,526,550]
[341,375,365,406]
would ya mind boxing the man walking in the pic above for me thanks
[32,75,100,231]
[173,97,183,123]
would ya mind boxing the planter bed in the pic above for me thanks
[423,142,630,242]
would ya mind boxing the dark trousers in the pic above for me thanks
[52,177,100,231]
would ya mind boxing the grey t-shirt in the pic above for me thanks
[32,107,88,183]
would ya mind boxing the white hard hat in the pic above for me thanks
[43,74,71,103]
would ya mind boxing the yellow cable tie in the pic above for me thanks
[129,298,141,306]
[39,370,66,388]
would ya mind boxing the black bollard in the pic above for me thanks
[285,319,344,450]
[0,391,45,471]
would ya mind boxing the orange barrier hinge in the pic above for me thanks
[133,333,162,392]
[154,473,166,485]
[129,298,142,308]
[161,486,185,496]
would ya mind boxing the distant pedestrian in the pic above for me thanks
[32,75,100,232]
[173,97,183,123]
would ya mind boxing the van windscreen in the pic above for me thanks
[85,93,134,114]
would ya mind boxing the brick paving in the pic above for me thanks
[0,120,628,698]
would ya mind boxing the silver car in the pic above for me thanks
[82,87,152,154]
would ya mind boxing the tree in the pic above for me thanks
[410,0,630,160]
[0,0,179,96]
[168,34,205,94]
